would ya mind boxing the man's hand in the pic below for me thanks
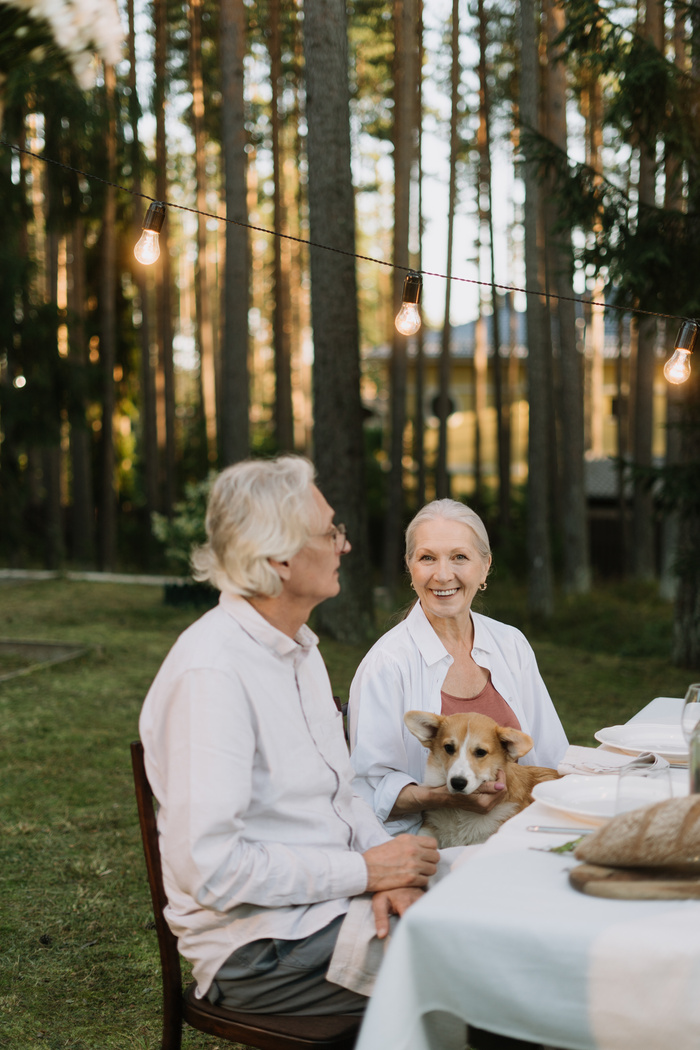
[363,833,439,891]
[372,886,424,939]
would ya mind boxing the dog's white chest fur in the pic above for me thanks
[420,802,520,847]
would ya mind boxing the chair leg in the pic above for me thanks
[161,996,183,1050]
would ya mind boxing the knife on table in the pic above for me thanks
[527,825,595,835]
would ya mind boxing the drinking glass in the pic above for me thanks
[682,683,700,793]
[681,683,700,743]
[615,763,673,815]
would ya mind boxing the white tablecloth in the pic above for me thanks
[356,696,700,1050]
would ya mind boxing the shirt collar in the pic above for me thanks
[218,591,319,661]
[470,611,493,655]
[405,600,451,666]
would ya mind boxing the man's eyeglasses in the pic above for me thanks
[315,523,348,552]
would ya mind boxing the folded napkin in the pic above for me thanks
[327,847,470,995]
[558,745,670,776]
[574,795,700,873]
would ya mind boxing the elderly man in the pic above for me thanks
[139,455,439,1017]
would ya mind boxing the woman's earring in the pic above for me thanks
[479,582,487,591]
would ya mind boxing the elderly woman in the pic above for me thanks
[348,499,568,836]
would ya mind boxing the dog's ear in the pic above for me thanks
[497,725,533,759]
[404,710,442,745]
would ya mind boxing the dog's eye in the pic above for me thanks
[474,748,488,758]
[444,743,456,755]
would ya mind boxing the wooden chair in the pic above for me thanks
[130,741,361,1050]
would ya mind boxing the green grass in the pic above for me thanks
[0,577,697,1049]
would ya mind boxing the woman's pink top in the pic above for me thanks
[440,676,521,730]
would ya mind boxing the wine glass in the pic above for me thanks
[615,762,673,815]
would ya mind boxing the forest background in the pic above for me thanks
[2,0,700,662]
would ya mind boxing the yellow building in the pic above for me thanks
[364,312,672,502]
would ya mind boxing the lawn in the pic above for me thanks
[0,576,697,1050]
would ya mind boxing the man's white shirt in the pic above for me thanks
[139,592,390,998]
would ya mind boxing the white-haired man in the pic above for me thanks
[139,456,439,1016]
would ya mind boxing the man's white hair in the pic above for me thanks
[191,456,317,598]
[405,499,491,567]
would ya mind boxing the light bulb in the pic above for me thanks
[663,347,692,385]
[134,229,161,265]
[664,320,699,385]
[395,301,422,336]
[395,271,423,336]
[134,201,166,266]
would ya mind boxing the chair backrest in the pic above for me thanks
[130,740,184,1048]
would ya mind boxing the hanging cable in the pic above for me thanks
[0,137,689,329]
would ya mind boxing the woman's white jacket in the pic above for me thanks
[348,601,568,835]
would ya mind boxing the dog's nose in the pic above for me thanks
[450,776,467,793]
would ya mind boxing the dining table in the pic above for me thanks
[355,696,700,1050]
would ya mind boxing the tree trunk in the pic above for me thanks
[96,64,117,571]
[543,0,590,593]
[660,3,687,601]
[127,0,158,552]
[579,9,605,465]
[41,118,65,569]
[67,217,95,565]
[220,0,250,465]
[270,0,294,452]
[383,0,417,590]
[479,0,509,530]
[413,0,426,508]
[672,1,700,663]
[99,63,117,569]
[304,0,373,641]
[614,315,631,573]
[435,0,459,502]
[672,365,700,664]
[520,0,554,617]
[154,0,176,512]
[474,309,487,505]
[632,0,664,580]
[189,0,218,465]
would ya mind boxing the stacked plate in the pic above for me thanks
[593,723,689,765]
[532,769,689,824]
[532,722,690,823]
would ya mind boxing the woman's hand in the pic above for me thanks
[389,773,506,818]
[427,773,506,813]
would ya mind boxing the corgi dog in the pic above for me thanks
[403,710,561,847]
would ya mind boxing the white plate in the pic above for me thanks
[531,770,689,824]
[594,723,688,764]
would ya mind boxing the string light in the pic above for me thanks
[395,272,422,335]
[0,139,693,339]
[134,202,166,265]
[664,320,698,385]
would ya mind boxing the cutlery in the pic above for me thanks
[527,825,595,835]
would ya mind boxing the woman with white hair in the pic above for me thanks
[348,499,568,836]
[139,456,439,1017]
